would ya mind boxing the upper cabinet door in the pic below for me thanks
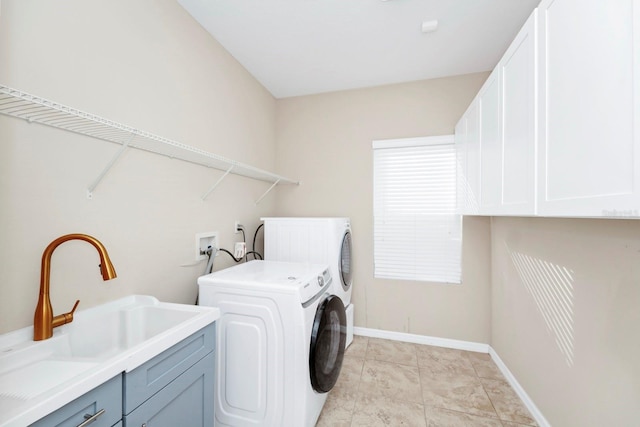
[537,0,640,217]
[479,68,503,215]
[455,115,468,214]
[500,10,537,216]
[455,100,481,215]
[465,99,481,215]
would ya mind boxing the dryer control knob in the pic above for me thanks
[318,276,324,287]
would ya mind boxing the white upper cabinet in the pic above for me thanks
[499,10,537,215]
[479,68,503,214]
[459,99,481,215]
[455,115,469,214]
[466,100,481,215]
[456,1,639,218]
[456,9,537,216]
[537,0,640,217]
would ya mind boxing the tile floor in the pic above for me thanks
[316,336,537,427]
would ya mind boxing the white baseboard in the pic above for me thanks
[488,347,551,427]
[353,326,489,353]
[352,327,550,427]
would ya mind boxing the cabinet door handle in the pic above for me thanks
[76,409,105,427]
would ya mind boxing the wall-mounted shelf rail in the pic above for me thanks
[0,84,299,203]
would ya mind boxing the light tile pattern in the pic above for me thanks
[316,335,537,427]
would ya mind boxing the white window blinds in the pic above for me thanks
[373,135,461,284]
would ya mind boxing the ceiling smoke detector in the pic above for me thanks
[421,20,439,33]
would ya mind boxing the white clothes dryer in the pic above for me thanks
[198,261,346,427]
[261,217,354,347]
[261,217,353,306]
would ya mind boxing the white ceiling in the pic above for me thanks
[177,0,540,98]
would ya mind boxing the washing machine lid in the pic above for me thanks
[198,260,331,304]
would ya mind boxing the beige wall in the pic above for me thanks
[491,217,640,426]
[0,0,277,334]
[274,73,493,343]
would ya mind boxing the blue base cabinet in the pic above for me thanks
[30,324,215,427]
[123,323,215,414]
[123,352,214,427]
[30,375,123,427]
[123,324,215,427]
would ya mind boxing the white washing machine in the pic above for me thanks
[198,260,346,427]
[261,217,354,346]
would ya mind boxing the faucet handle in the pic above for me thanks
[69,299,80,315]
[52,299,80,328]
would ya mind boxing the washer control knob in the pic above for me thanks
[317,276,324,287]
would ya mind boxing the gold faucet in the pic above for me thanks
[34,234,117,341]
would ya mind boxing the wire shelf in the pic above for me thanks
[0,84,298,200]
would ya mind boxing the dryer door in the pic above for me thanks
[309,295,346,393]
[339,231,353,291]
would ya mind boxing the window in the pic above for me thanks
[372,135,461,284]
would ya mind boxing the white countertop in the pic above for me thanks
[0,296,220,427]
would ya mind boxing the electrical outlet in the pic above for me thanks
[195,232,218,261]
[234,221,243,234]
[234,242,246,259]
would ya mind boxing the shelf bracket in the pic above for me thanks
[255,179,281,205]
[86,134,135,199]
[201,165,234,201]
